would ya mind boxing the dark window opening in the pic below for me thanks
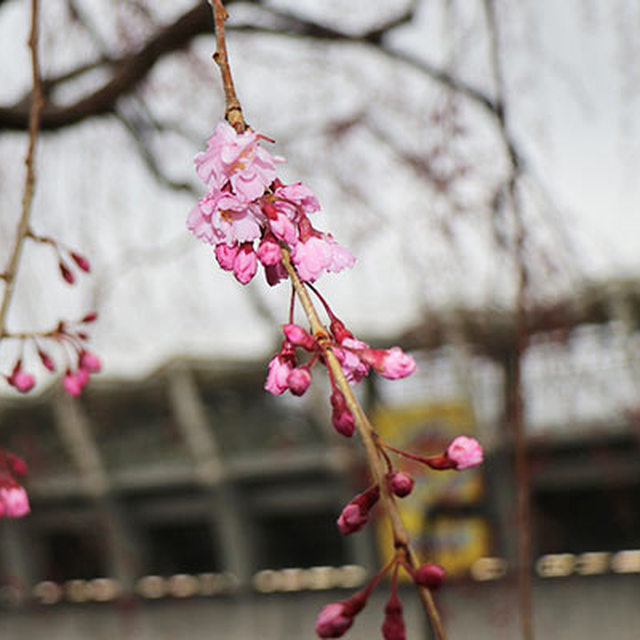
[534,483,640,554]
[42,530,107,581]
[143,521,219,575]
[256,513,347,570]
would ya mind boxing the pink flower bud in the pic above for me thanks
[315,603,354,638]
[287,366,312,396]
[329,317,354,343]
[446,436,483,470]
[358,347,416,380]
[337,503,369,535]
[5,452,28,477]
[256,235,282,266]
[63,371,86,397]
[70,251,91,272]
[59,262,75,284]
[38,349,56,372]
[381,594,406,640]
[282,324,317,351]
[0,486,30,518]
[386,471,414,498]
[380,347,417,379]
[330,388,355,437]
[9,370,36,393]
[337,485,380,535]
[233,244,258,285]
[413,563,446,590]
[79,350,102,373]
[315,593,367,638]
[214,243,239,271]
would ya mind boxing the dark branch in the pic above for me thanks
[0,3,213,131]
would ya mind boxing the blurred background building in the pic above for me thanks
[1,280,639,639]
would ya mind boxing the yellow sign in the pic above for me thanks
[372,402,489,578]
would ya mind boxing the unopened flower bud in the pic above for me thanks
[386,471,414,498]
[215,243,239,271]
[9,370,36,393]
[315,592,368,638]
[79,350,102,373]
[337,485,380,535]
[256,235,282,266]
[283,324,317,351]
[381,594,406,640]
[446,436,483,470]
[70,251,91,273]
[37,349,56,372]
[63,370,86,397]
[5,452,28,477]
[287,366,312,396]
[233,244,258,285]
[413,563,446,590]
[330,388,355,437]
[59,262,75,284]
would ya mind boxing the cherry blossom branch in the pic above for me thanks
[0,0,43,340]
[281,248,446,639]
[209,0,245,132]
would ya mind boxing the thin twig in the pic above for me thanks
[483,1,533,638]
[209,0,245,132]
[0,0,44,339]
[281,249,446,640]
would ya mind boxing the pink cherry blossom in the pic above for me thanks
[333,338,370,384]
[265,356,294,395]
[194,122,281,198]
[0,486,30,518]
[315,603,354,638]
[274,182,321,215]
[325,236,356,273]
[291,236,332,281]
[233,244,258,285]
[446,436,483,470]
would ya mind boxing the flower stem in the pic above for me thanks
[280,248,446,640]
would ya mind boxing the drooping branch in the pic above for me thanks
[0,1,499,135]
[0,3,214,131]
[0,0,44,338]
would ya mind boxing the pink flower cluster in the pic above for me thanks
[0,450,30,519]
[188,122,355,285]
[3,313,101,398]
[264,318,417,438]
[315,559,447,639]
